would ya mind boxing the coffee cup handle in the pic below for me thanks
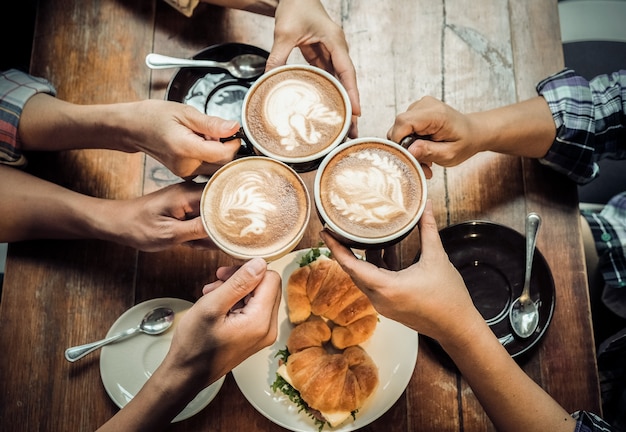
[399,133,432,149]
[220,127,255,157]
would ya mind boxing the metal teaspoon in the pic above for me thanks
[64,306,175,362]
[509,213,542,339]
[145,52,266,79]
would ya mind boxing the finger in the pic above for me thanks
[416,200,445,260]
[216,265,241,281]
[348,115,359,139]
[320,231,390,289]
[245,269,282,314]
[265,39,294,71]
[204,258,268,312]
[171,217,210,244]
[329,52,360,117]
[265,270,283,340]
[186,111,241,140]
[202,279,223,295]
[420,162,433,179]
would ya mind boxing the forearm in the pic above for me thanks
[440,318,575,432]
[469,96,556,159]
[96,357,205,432]
[0,165,120,243]
[18,94,142,154]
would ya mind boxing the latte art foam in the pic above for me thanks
[319,142,423,240]
[244,66,348,160]
[218,171,277,237]
[265,78,344,151]
[201,157,310,260]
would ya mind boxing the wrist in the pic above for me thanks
[467,97,556,159]
[435,308,490,357]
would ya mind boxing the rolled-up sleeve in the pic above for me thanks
[0,69,56,167]
[536,68,626,185]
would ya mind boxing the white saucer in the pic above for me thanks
[99,297,224,422]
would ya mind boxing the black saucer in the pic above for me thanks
[427,220,555,361]
[166,43,269,124]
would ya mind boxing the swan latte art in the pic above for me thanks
[315,138,427,247]
[242,65,351,164]
[201,157,310,261]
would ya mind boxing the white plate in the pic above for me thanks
[99,297,225,422]
[232,249,418,431]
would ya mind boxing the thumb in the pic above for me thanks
[182,108,241,140]
[416,200,446,260]
[206,258,268,312]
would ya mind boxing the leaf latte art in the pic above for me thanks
[329,152,409,224]
[318,141,424,241]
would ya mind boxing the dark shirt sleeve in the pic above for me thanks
[536,68,626,185]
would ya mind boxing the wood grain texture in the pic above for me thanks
[0,0,601,431]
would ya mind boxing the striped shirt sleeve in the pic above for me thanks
[0,69,57,167]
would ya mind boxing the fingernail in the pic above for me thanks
[246,257,266,276]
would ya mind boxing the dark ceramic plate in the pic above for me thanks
[437,220,555,359]
[166,43,269,123]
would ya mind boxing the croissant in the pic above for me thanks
[281,318,379,427]
[286,256,377,348]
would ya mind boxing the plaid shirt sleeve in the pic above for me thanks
[536,68,626,185]
[572,410,615,432]
[0,69,57,167]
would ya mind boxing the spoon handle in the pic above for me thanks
[145,53,223,69]
[64,326,140,362]
[522,212,542,298]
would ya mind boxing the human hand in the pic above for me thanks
[123,99,242,178]
[101,181,213,252]
[387,96,482,178]
[98,258,282,429]
[164,258,281,386]
[267,0,360,134]
[321,200,484,345]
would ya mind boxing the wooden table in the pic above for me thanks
[0,0,602,430]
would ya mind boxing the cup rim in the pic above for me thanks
[200,156,311,261]
[240,64,352,164]
[314,137,428,245]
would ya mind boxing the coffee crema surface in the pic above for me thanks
[318,141,424,240]
[201,157,310,260]
[243,66,348,160]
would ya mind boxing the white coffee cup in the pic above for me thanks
[240,64,352,171]
[314,137,428,248]
[200,157,311,261]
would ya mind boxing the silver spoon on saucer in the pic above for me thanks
[145,53,266,79]
[64,306,175,362]
[509,212,542,339]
